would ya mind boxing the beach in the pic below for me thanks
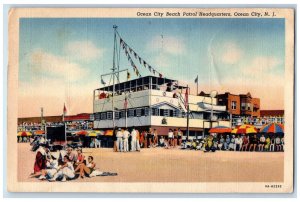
[18,143,284,183]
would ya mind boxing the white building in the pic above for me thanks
[93,76,230,137]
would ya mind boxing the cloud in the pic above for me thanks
[18,77,99,117]
[220,42,243,65]
[146,35,186,55]
[243,56,282,76]
[64,41,104,62]
[29,49,89,82]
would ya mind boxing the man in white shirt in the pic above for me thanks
[131,128,137,151]
[123,128,130,152]
[116,128,123,152]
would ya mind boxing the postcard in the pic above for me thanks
[7,7,294,193]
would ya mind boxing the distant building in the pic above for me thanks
[216,92,260,117]
[260,110,284,117]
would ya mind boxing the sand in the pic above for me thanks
[18,143,284,182]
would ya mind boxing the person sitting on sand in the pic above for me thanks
[258,134,266,151]
[29,154,59,180]
[50,155,75,182]
[33,144,50,174]
[76,155,96,178]
[74,148,85,172]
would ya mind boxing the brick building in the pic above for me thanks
[216,92,260,117]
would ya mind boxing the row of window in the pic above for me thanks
[231,101,258,111]
[94,107,182,120]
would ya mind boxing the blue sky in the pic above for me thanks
[18,18,285,116]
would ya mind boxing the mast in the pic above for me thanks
[112,25,118,129]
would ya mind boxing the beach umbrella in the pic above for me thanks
[76,130,88,136]
[94,130,105,136]
[260,123,284,134]
[231,124,258,134]
[17,131,32,137]
[104,130,113,136]
[209,126,232,133]
[34,130,45,135]
[88,130,103,137]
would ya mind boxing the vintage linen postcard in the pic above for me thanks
[7,7,294,193]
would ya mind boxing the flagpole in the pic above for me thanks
[197,76,199,96]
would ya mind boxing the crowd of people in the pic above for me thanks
[30,144,117,182]
[112,127,184,152]
[181,134,284,152]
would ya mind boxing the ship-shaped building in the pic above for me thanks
[93,26,231,137]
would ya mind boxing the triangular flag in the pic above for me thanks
[153,69,156,75]
[129,48,133,54]
[127,72,130,80]
[101,78,106,85]
[143,60,147,67]
[138,57,142,64]
[120,38,123,44]
[63,103,67,115]
[148,66,152,72]
[134,52,137,59]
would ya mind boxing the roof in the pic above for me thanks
[96,75,186,92]
[260,110,284,116]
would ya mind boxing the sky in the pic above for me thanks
[18,18,285,117]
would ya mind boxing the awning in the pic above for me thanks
[209,126,232,133]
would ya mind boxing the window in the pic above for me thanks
[120,110,125,118]
[170,110,174,117]
[144,107,149,116]
[160,109,164,116]
[152,108,158,116]
[115,111,119,119]
[100,112,107,120]
[174,110,179,117]
[231,101,237,110]
[107,112,113,120]
[129,109,135,117]
[247,103,251,110]
[241,103,246,110]
[136,108,142,117]
[94,113,100,120]
[164,109,169,117]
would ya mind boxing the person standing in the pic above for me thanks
[113,128,118,152]
[135,128,141,151]
[116,128,123,152]
[173,129,178,147]
[168,129,174,148]
[131,128,137,151]
[123,128,130,152]
[178,128,183,146]
[153,129,158,147]
[148,128,153,147]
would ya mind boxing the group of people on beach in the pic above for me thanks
[182,134,284,152]
[112,127,184,152]
[30,144,117,182]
